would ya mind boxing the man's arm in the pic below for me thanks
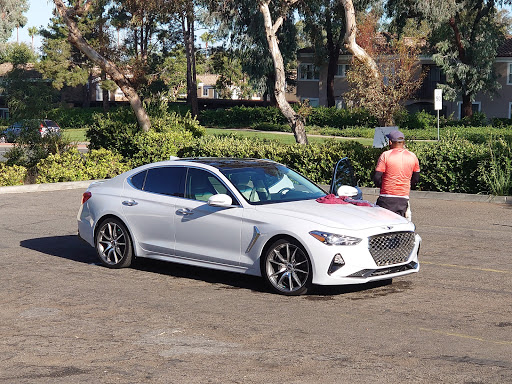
[411,171,420,188]
[373,171,383,188]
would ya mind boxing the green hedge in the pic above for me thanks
[0,163,27,186]
[198,106,378,129]
[178,134,512,195]
[179,136,382,185]
[36,148,130,183]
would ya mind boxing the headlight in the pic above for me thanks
[309,231,362,246]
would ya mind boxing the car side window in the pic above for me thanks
[130,170,147,190]
[142,166,185,197]
[185,168,235,202]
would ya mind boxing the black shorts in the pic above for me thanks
[376,196,409,217]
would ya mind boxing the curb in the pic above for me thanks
[0,180,94,195]
[1,180,511,204]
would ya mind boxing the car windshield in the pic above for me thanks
[221,163,326,205]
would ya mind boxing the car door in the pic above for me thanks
[329,157,363,199]
[174,167,243,266]
[121,166,185,256]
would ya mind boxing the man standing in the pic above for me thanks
[373,130,420,217]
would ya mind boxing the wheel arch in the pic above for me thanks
[94,214,137,257]
[259,234,310,271]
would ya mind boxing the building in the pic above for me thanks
[296,37,512,120]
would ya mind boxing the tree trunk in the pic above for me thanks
[259,1,307,145]
[326,46,340,108]
[101,71,110,112]
[182,3,199,117]
[54,0,151,132]
[340,0,379,79]
[462,94,472,119]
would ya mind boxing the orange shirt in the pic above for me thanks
[375,148,420,197]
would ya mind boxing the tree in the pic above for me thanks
[386,0,511,118]
[0,0,28,43]
[28,26,38,52]
[53,0,151,132]
[259,0,307,144]
[345,37,425,126]
[298,0,376,107]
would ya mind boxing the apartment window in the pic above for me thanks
[299,64,319,80]
[457,101,481,119]
[336,64,349,77]
[203,86,209,97]
[301,97,319,107]
[508,63,512,85]
[509,102,512,118]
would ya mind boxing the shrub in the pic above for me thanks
[36,147,129,183]
[87,105,205,159]
[178,135,381,185]
[478,136,512,196]
[130,130,195,167]
[409,134,489,193]
[0,163,27,186]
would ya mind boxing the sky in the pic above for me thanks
[8,1,55,51]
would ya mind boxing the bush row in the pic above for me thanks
[2,132,511,195]
[198,105,378,129]
[177,134,512,195]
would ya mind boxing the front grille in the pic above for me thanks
[368,231,416,266]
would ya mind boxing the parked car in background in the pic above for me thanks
[0,119,61,143]
[78,157,421,295]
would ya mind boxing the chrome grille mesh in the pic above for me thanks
[368,231,415,266]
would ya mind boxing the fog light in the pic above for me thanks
[328,253,345,275]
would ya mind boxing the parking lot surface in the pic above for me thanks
[0,188,511,383]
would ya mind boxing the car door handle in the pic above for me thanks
[122,200,138,206]
[176,208,193,216]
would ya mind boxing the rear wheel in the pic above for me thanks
[95,218,133,268]
[263,239,312,296]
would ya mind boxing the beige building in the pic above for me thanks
[297,37,512,120]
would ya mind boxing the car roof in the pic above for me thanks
[184,158,279,170]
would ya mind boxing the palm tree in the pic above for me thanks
[28,26,39,51]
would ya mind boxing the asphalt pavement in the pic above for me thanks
[0,184,511,383]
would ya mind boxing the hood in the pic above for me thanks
[254,199,411,231]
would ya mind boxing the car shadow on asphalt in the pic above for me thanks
[20,235,394,297]
[20,235,97,264]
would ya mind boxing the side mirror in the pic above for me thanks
[337,185,361,198]
[208,194,233,207]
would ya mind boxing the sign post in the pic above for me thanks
[434,89,443,141]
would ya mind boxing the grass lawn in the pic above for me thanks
[205,128,374,145]
[63,128,88,142]
[62,127,374,146]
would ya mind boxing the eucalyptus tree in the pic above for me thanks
[386,0,511,118]
[206,0,304,143]
[298,0,376,107]
[53,0,151,131]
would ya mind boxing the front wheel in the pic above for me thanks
[262,239,312,296]
[95,218,133,268]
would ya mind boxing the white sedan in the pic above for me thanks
[77,158,420,295]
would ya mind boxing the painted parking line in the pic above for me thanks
[421,261,511,274]
[420,328,512,346]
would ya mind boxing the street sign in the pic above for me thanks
[434,89,442,140]
[434,89,443,110]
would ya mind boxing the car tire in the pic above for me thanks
[262,238,312,296]
[95,218,133,268]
